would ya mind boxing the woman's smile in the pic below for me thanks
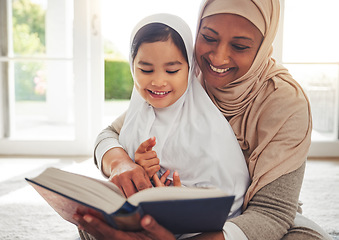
[203,57,234,81]
[209,64,230,74]
[195,14,263,88]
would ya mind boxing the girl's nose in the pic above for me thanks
[151,72,167,87]
[151,77,167,87]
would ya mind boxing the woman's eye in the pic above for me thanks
[140,69,153,73]
[202,34,216,42]
[233,45,250,51]
[166,70,180,74]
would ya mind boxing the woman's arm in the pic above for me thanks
[229,163,305,240]
[95,112,152,197]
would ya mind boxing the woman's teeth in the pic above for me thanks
[210,64,230,73]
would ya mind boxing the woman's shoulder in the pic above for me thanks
[264,78,309,108]
[253,78,310,125]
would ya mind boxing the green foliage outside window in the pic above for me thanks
[105,60,133,100]
[12,0,46,101]
[13,0,133,101]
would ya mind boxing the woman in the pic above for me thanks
[76,0,331,239]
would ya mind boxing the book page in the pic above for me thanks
[30,168,126,213]
[127,186,228,206]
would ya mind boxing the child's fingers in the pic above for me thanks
[159,170,170,183]
[135,137,156,154]
[146,165,161,178]
[152,174,163,187]
[135,152,158,164]
[172,171,181,187]
[165,179,171,186]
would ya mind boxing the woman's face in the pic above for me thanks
[195,13,263,88]
[133,39,189,109]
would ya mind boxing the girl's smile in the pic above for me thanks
[147,90,172,98]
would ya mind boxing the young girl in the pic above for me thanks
[118,13,249,218]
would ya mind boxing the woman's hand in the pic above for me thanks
[135,137,161,178]
[74,214,176,240]
[102,147,152,197]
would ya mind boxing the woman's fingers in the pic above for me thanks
[141,215,176,240]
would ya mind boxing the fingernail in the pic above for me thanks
[83,215,93,223]
[174,171,179,176]
[143,215,151,226]
[73,214,80,221]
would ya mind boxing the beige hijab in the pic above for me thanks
[196,0,312,208]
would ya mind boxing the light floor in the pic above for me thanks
[0,156,338,239]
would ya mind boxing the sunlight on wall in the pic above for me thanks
[283,0,339,62]
[102,0,201,60]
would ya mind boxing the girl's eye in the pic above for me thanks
[233,45,250,51]
[140,69,153,73]
[201,34,216,43]
[166,70,180,74]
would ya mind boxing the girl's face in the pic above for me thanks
[133,38,189,108]
[195,13,263,88]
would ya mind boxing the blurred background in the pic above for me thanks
[0,0,338,156]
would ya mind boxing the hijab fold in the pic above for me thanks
[197,0,312,208]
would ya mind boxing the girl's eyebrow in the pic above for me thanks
[137,60,153,66]
[165,61,182,66]
[138,60,182,66]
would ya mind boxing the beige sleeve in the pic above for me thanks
[93,112,126,170]
[230,162,305,240]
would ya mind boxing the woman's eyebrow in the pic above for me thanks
[202,26,218,35]
[233,36,254,43]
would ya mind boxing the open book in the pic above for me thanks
[26,167,234,234]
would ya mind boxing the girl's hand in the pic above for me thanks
[135,137,161,178]
[152,170,181,187]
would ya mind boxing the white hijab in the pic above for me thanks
[119,13,249,217]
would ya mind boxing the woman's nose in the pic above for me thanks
[210,44,230,66]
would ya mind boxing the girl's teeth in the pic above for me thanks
[210,64,229,73]
[151,91,169,95]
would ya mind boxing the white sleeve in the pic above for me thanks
[94,137,123,173]
[223,222,248,240]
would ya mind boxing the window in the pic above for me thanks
[0,0,103,155]
[281,0,339,156]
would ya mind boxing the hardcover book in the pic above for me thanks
[26,167,234,234]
